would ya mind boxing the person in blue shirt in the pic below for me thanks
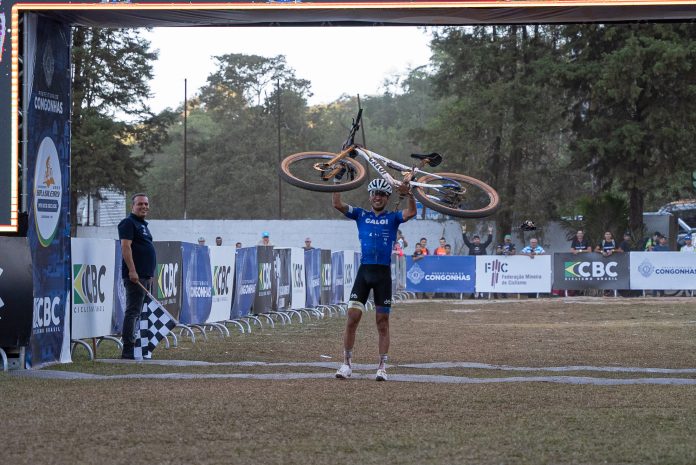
[117,193,156,360]
[332,178,416,381]
[520,237,545,258]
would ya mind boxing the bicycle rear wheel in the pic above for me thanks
[413,172,499,218]
[279,152,367,193]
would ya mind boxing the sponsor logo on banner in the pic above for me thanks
[322,263,331,286]
[293,263,304,287]
[72,264,106,308]
[638,259,696,277]
[213,265,231,297]
[563,261,618,281]
[345,263,353,286]
[258,262,272,291]
[157,262,179,302]
[485,259,506,287]
[188,281,211,298]
[33,137,62,247]
[32,296,62,334]
[407,263,426,285]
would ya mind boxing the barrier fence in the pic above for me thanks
[3,234,696,368]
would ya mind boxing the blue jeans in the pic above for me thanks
[122,278,152,356]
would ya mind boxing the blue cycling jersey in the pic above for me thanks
[345,206,404,266]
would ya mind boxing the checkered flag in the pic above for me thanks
[134,283,178,360]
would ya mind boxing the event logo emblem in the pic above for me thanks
[344,263,353,286]
[407,263,425,285]
[43,40,55,88]
[213,265,231,297]
[72,264,106,304]
[638,260,655,278]
[33,137,62,247]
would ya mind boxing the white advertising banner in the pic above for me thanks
[343,250,357,303]
[71,238,116,339]
[630,252,696,290]
[208,246,235,323]
[476,255,552,293]
[290,247,306,309]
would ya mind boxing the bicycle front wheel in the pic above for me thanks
[414,172,500,218]
[279,152,367,193]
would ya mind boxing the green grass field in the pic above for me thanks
[2,297,696,464]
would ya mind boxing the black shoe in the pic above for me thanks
[121,353,135,360]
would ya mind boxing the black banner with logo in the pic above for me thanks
[0,237,33,346]
[320,249,332,305]
[153,241,182,320]
[254,246,273,314]
[553,252,630,290]
[273,248,291,310]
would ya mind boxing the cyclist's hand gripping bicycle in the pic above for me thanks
[279,109,500,218]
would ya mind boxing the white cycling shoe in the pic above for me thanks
[335,364,352,379]
[376,367,388,381]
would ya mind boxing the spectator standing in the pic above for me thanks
[419,237,430,255]
[235,242,242,249]
[595,231,617,256]
[197,236,206,246]
[258,232,273,246]
[644,231,662,251]
[570,230,592,254]
[303,237,315,251]
[652,236,670,251]
[495,234,516,256]
[215,236,223,246]
[681,235,696,252]
[521,238,545,258]
[618,232,632,252]
[434,238,448,256]
[444,244,452,255]
[462,224,493,255]
[117,193,156,360]
[397,230,408,250]
[412,243,425,261]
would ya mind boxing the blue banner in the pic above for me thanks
[254,246,273,314]
[405,256,476,293]
[331,252,344,304]
[112,240,126,335]
[305,249,321,308]
[231,247,257,318]
[25,16,72,367]
[180,243,213,325]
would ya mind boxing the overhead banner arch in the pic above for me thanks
[1,0,696,232]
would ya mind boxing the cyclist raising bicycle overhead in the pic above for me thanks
[332,178,417,381]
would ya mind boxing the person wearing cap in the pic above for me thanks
[303,237,315,251]
[496,233,516,256]
[332,178,416,382]
[680,235,695,252]
[197,236,206,246]
[462,224,494,255]
[257,232,273,246]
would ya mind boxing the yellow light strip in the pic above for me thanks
[0,6,20,232]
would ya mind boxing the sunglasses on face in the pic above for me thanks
[371,191,389,197]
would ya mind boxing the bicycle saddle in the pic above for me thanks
[410,152,442,167]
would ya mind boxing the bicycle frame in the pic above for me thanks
[327,146,450,192]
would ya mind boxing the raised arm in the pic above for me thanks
[332,192,349,215]
[401,191,417,221]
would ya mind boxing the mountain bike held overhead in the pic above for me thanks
[279,108,500,218]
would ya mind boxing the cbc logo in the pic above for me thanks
[157,263,179,299]
[213,265,231,296]
[564,261,618,280]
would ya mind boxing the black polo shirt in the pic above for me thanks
[118,213,156,279]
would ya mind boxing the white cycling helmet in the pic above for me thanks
[367,179,392,195]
